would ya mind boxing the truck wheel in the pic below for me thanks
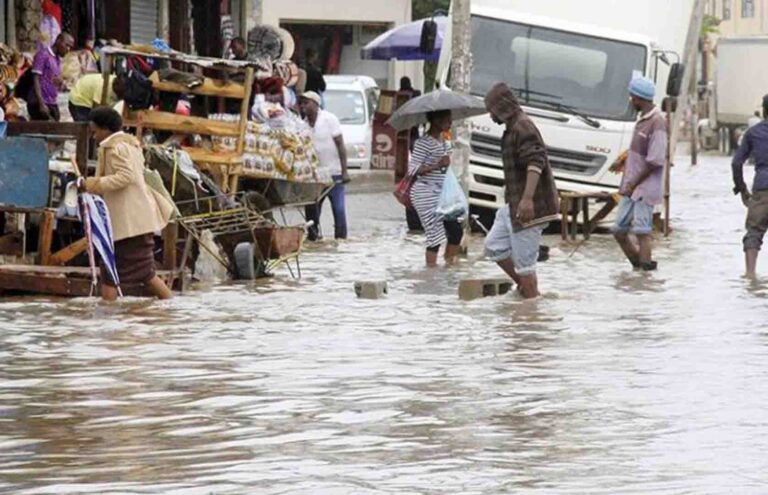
[233,242,267,280]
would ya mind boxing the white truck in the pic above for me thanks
[438,0,697,219]
[712,36,768,153]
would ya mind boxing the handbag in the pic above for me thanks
[120,56,154,111]
[393,169,418,209]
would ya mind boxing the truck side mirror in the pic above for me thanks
[420,19,438,54]
[666,63,685,97]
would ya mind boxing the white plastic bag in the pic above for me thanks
[436,168,469,221]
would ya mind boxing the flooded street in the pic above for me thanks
[2,153,768,494]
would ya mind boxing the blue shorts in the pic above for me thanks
[612,196,654,235]
[484,206,545,276]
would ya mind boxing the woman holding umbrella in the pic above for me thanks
[388,90,486,266]
[409,110,463,266]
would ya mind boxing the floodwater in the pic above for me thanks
[2,153,768,494]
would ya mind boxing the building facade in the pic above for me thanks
[2,0,421,91]
[708,0,768,35]
[259,0,422,91]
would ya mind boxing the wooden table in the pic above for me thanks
[559,191,619,241]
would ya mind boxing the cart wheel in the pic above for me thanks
[243,191,274,220]
[233,242,267,280]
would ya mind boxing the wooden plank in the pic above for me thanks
[586,197,618,236]
[0,264,91,275]
[560,196,570,241]
[570,199,578,241]
[182,147,243,165]
[177,235,194,294]
[0,271,91,297]
[100,53,113,106]
[149,72,246,99]
[0,233,23,256]
[49,238,88,266]
[124,111,241,137]
[0,266,178,298]
[236,68,255,155]
[581,198,590,240]
[37,211,55,265]
[163,222,178,271]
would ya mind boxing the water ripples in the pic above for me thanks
[2,156,768,493]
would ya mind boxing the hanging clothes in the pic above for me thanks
[40,0,63,46]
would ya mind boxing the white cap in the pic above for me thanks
[300,91,322,106]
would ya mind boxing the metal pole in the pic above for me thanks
[664,0,706,237]
[664,102,673,237]
[690,57,698,166]
[450,0,472,241]
[670,0,706,154]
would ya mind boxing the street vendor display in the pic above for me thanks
[211,100,328,184]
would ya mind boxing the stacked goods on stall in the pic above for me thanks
[210,102,327,184]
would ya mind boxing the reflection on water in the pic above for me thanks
[2,155,768,494]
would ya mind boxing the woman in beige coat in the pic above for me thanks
[84,106,173,301]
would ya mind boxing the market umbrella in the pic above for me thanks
[386,90,488,131]
[361,16,448,61]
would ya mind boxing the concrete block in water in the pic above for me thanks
[354,281,388,299]
[459,278,513,301]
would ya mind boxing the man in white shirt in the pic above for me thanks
[300,91,350,240]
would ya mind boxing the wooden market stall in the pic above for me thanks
[100,47,259,194]
[95,46,320,279]
[0,126,186,297]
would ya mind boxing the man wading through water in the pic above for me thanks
[732,95,768,279]
[610,77,667,271]
[484,83,559,299]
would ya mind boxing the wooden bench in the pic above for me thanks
[559,191,619,241]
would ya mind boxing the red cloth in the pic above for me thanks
[42,0,62,25]
[326,31,341,75]
[254,77,284,95]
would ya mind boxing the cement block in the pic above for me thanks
[354,281,388,299]
[459,278,513,301]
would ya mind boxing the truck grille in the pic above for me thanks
[470,133,607,176]
[470,133,502,159]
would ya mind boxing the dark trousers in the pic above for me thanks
[305,175,348,240]
[406,207,423,231]
[69,102,92,122]
[28,102,60,122]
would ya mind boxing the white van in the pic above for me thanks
[324,75,380,169]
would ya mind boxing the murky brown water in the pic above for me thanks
[2,154,768,494]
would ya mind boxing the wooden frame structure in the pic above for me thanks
[99,47,257,194]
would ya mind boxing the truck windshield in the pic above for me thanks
[324,90,367,125]
[470,15,647,121]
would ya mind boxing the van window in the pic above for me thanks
[325,90,367,125]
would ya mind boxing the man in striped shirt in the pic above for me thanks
[611,77,668,271]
